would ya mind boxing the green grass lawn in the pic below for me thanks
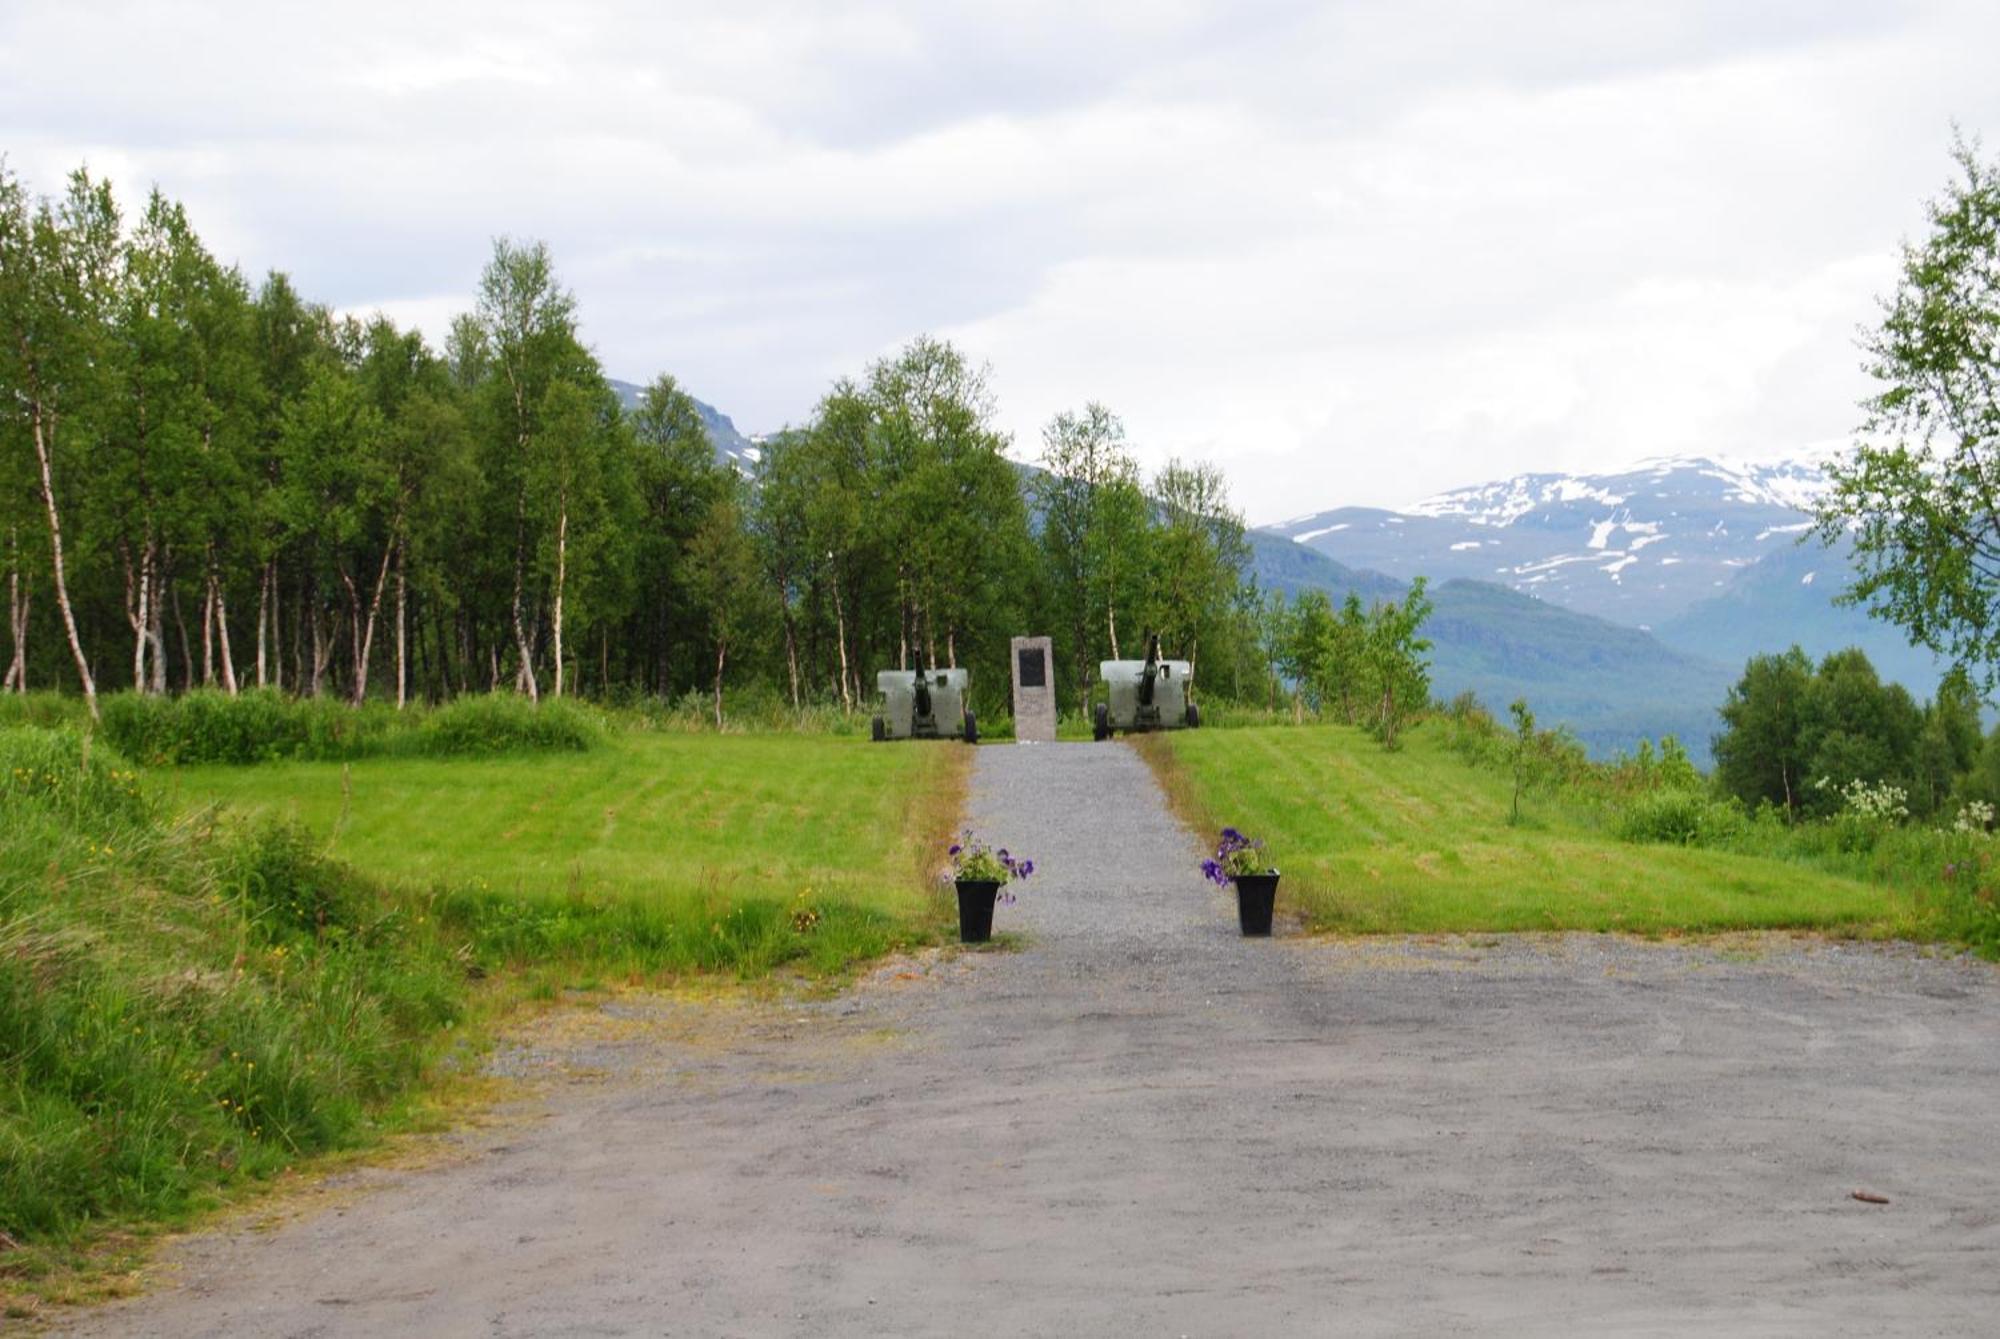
[169,733,965,913]
[1146,724,1915,937]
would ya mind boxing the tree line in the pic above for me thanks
[3,163,1349,725]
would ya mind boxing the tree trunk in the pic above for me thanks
[309,589,336,699]
[255,560,270,689]
[4,530,27,694]
[341,532,397,707]
[123,539,151,693]
[783,609,801,710]
[831,575,853,713]
[171,580,193,693]
[148,549,169,694]
[200,577,215,686]
[551,499,567,699]
[25,393,96,718]
[712,638,727,730]
[395,541,407,710]
[213,567,238,696]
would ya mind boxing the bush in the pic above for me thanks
[101,689,395,765]
[416,695,602,756]
[1616,789,1744,846]
[97,689,605,765]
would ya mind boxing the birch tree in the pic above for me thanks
[0,167,116,716]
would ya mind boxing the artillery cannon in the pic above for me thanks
[1094,633,1199,740]
[871,662,978,743]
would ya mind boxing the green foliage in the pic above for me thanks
[0,692,89,730]
[1813,134,2000,683]
[1508,698,1535,825]
[1145,724,1906,937]
[1715,647,1963,820]
[101,689,395,764]
[1,722,961,1253]
[97,690,600,765]
[1270,577,1436,750]
[1616,789,1745,847]
[0,727,464,1245]
[418,695,601,757]
[1033,403,1150,713]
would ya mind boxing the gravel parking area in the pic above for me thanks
[64,742,2000,1337]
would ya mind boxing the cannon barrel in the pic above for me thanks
[912,663,932,718]
[1138,632,1161,707]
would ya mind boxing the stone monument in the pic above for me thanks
[1009,635,1057,743]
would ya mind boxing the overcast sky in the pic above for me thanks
[5,1,1996,522]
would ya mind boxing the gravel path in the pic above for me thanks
[61,742,2000,1337]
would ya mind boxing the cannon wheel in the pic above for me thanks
[963,710,979,745]
[871,714,886,742]
[1185,702,1201,729]
[1093,702,1110,741]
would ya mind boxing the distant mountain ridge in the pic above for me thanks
[606,377,761,469]
[1246,531,1733,759]
[1272,453,1945,694]
[1271,454,1836,628]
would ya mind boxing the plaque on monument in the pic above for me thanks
[1009,635,1056,742]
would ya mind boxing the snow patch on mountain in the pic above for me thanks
[1274,453,1843,629]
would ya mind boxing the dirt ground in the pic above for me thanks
[59,744,2000,1337]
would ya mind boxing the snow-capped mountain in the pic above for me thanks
[606,378,762,470]
[1273,455,1834,628]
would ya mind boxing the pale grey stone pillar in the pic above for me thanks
[1009,636,1057,742]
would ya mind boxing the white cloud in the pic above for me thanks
[3,0,1997,521]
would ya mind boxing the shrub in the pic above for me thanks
[1616,788,1744,846]
[100,689,395,765]
[416,695,602,756]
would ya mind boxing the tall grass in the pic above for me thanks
[1140,723,1914,938]
[98,689,602,765]
[0,727,465,1249]
[1427,696,2000,956]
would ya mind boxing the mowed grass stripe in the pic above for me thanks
[1146,725,1912,937]
[171,734,963,912]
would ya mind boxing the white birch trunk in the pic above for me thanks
[551,499,567,700]
[214,573,238,696]
[200,578,215,686]
[255,561,269,689]
[831,576,853,713]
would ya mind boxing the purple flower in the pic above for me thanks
[1019,860,1034,877]
[949,844,963,857]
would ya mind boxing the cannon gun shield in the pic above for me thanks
[870,665,977,743]
[1095,633,1198,739]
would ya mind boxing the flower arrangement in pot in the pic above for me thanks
[948,833,1034,943]
[1202,827,1280,936]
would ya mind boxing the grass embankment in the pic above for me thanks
[1,722,966,1304]
[171,733,963,947]
[1143,724,1916,937]
[0,727,469,1296]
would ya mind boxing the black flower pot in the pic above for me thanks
[955,879,1001,943]
[1232,872,1280,937]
